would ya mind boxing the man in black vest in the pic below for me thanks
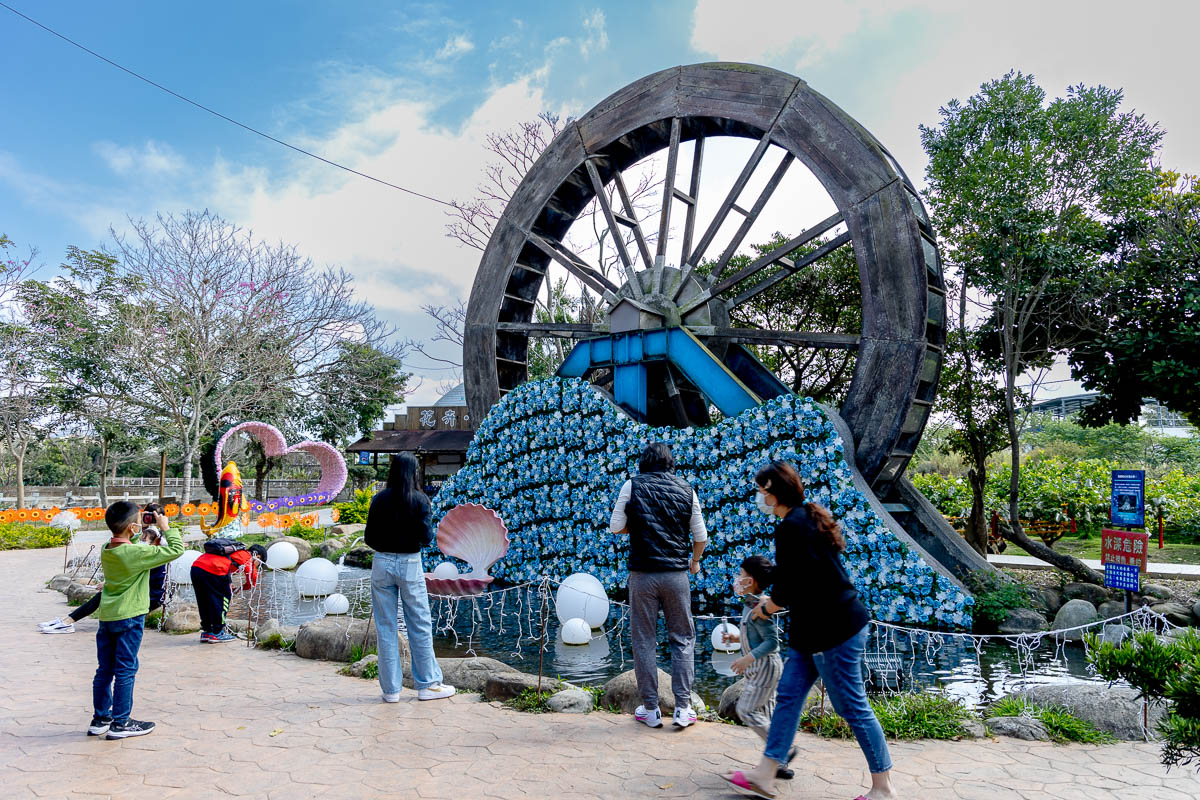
[610,442,708,729]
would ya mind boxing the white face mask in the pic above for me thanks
[755,491,775,515]
[732,575,749,595]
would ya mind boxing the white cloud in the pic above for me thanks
[580,10,608,58]
[436,34,474,60]
[94,140,185,176]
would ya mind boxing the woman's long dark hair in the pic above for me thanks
[386,453,423,502]
[754,460,845,553]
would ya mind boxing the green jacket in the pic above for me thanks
[98,526,185,621]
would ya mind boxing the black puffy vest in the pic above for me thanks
[626,472,694,572]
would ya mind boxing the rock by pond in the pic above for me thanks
[1152,602,1196,627]
[547,688,594,713]
[275,536,313,564]
[1140,584,1172,601]
[1063,582,1110,607]
[341,547,374,569]
[294,616,408,663]
[1015,683,1164,741]
[998,608,1047,635]
[988,715,1049,741]
[162,603,201,633]
[600,668,705,714]
[1052,599,1098,640]
[1097,600,1128,620]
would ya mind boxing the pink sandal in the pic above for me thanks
[723,771,777,799]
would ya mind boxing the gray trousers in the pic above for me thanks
[629,570,695,710]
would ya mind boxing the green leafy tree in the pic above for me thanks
[1070,172,1200,428]
[306,341,409,445]
[921,71,1162,583]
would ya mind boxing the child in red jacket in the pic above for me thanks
[190,542,264,643]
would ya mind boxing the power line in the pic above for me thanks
[0,2,455,207]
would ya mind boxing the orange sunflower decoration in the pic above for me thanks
[181,503,196,517]
[164,504,179,517]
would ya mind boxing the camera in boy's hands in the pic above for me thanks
[142,511,156,527]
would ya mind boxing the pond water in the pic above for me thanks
[243,568,1104,710]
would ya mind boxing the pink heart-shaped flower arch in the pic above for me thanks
[214,422,348,503]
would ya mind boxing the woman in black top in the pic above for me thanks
[725,461,895,800]
[366,454,456,703]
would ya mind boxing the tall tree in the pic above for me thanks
[306,341,410,445]
[0,235,45,507]
[921,72,1162,583]
[1070,172,1200,427]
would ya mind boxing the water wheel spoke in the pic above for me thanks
[698,327,861,349]
[724,231,852,309]
[495,321,608,339]
[584,158,644,298]
[672,134,706,300]
[709,153,795,282]
[709,211,845,297]
[684,129,773,274]
[526,233,619,298]
[654,117,683,294]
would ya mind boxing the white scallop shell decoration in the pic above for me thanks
[436,504,510,577]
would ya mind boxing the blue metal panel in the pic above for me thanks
[556,327,767,419]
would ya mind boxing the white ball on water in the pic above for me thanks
[266,541,299,570]
[560,617,592,646]
[295,557,339,597]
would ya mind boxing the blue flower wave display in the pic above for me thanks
[434,378,972,629]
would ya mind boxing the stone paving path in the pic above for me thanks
[3,548,1198,800]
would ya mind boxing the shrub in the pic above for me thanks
[964,571,1034,631]
[986,696,1115,744]
[504,688,554,713]
[286,521,325,542]
[0,522,70,551]
[1087,629,1200,768]
[334,487,374,525]
[255,633,294,651]
[802,692,974,740]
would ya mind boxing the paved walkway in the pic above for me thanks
[3,548,1198,800]
[989,553,1200,581]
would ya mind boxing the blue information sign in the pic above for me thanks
[357,452,371,465]
[1104,562,1141,593]
[1111,469,1145,528]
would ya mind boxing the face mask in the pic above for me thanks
[755,492,775,515]
[732,575,748,595]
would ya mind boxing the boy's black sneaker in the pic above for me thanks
[86,715,112,736]
[106,719,155,739]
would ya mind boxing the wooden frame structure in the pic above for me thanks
[464,63,945,492]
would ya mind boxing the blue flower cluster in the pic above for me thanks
[434,378,972,629]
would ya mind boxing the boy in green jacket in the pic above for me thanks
[89,500,184,739]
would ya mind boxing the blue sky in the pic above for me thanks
[3,1,1198,404]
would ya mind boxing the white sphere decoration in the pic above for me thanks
[555,572,610,629]
[432,562,459,580]
[266,541,299,570]
[560,617,592,646]
[294,557,339,597]
[711,622,741,653]
[169,550,201,585]
[323,593,350,615]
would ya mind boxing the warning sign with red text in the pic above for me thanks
[1102,528,1150,572]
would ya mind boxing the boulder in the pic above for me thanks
[718,679,746,721]
[48,574,74,592]
[294,616,408,663]
[253,618,299,647]
[342,547,374,569]
[998,608,1047,635]
[547,688,594,713]
[276,536,312,564]
[1016,683,1165,741]
[599,668,704,714]
[66,582,99,605]
[483,672,565,701]
[1063,582,1110,606]
[1193,600,1200,623]
[225,619,250,634]
[409,656,518,692]
[1031,588,1064,615]
[1100,624,1132,644]
[960,718,987,739]
[329,523,366,540]
[1141,583,1172,601]
[988,716,1049,741]
[1052,599,1098,641]
[316,540,344,561]
[162,603,201,633]
[1151,603,1196,627]
[1097,600,1129,620]
[344,654,378,679]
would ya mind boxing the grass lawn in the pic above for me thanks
[1053,535,1200,566]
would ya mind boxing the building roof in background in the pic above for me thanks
[433,384,466,407]
[347,429,474,454]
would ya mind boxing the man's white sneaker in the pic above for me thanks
[381,693,400,703]
[417,684,456,701]
[42,621,75,634]
[635,705,663,728]
[38,618,65,629]
[672,706,697,728]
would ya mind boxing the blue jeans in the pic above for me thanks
[371,552,443,694]
[93,615,145,722]
[764,626,892,774]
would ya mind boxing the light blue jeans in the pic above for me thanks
[370,552,443,694]
[764,626,892,774]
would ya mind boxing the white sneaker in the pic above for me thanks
[42,621,75,634]
[38,618,65,629]
[381,693,400,703]
[635,705,663,728]
[672,705,696,728]
[417,684,456,701]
